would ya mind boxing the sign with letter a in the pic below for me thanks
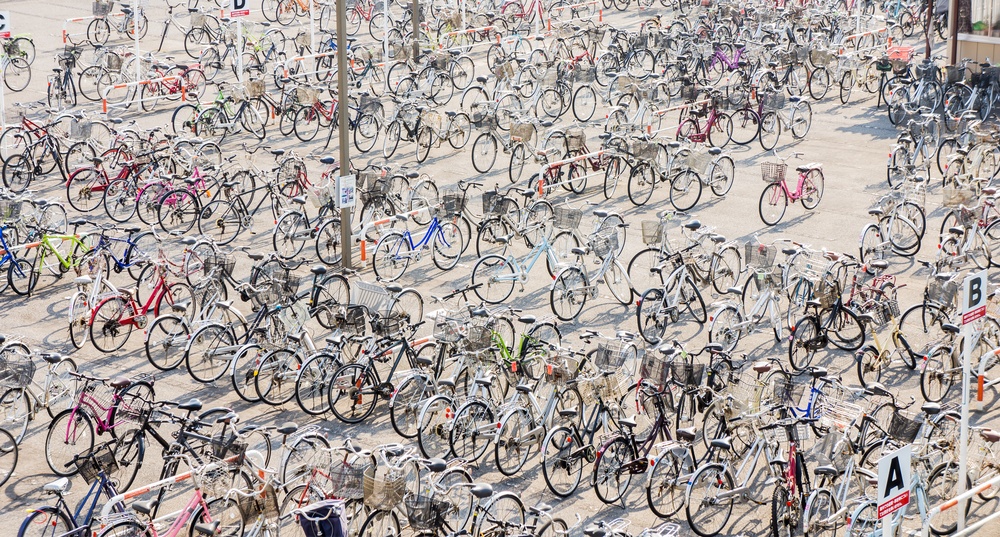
[877,445,911,519]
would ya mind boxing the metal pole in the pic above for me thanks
[949,0,959,63]
[925,0,933,58]
[310,0,316,55]
[236,17,244,82]
[1,69,6,130]
[382,0,389,55]
[411,0,420,62]
[959,320,972,531]
[337,0,353,270]
[135,5,141,106]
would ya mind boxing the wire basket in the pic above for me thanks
[75,444,119,484]
[888,411,922,443]
[817,398,863,431]
[204,253,236,278]
[943,185,978,208]
[813,276,840,308]
[247,79,266,98]
[70,119,93,140]
[641,220,665,245]
[761,93,786,110]
[0,352,35,388]
[433,309,471,342]
[571,65,596,83]
[566,128,586,151]
[596,371,630,402]
[329,464,371,500]
[745,241,776,270]
[238,484,280,524]
[685,151,713,172]
[811,50,835,67]
[629,139,659,162]
[93,1,113,17]
[436,191,466,216]
[671,363,705,389]
[510,122,534,143]
[255,267,298,306]
[591,230,619,259]
[495,61,515,80]
[540,67,560,86]
[726,370,762,403]
[916,63,937,82]
[464,325,492,352]
[471,110,496,130]
[372,312,406,337]
[870,298,901,326]
[772,377,807,405]
[191,12,206,28]
[926,278,959,307]
[0,200,23,222]
[363,467,406,510]
[405,496,451,530]
[310,180,336,208]
[761,162,787,183]
[639,353,670,389]
[553,206,582,230]
[297,87,320,105]
[680,85,699,101]
[595,341,630,371]
[544,355,580,385]
[58,53,77,70]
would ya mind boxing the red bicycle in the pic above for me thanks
[676,92,733,148]
[88,261,196,353]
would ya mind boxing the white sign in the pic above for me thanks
[337,174,356,209]
[0,12,11,39]
[963,270,988,324]
[229,0,250,17]
[877,445,911,519]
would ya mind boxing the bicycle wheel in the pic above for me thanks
[3,57,30,92]
[273,210,309,260]
[637,287,668,343]
[550,267,588,321]
[255,349,302,406]
[372,232,411,282]
[314,218,344,266]
[68,292,92,350]
[808,67,831,100]
[670,169,703,211]
[388,374,432,438]
[759,183,787,226]
[231,343,264,403]
[156,189,200,235]
[358,510,400,537]
[102,178,137,222]
[822,306,865,350]
[709,305,743,352]
[920,345,956,403]
[789,315,821,370]
[927,462,970,534]
[591,435,634,503]
[16,506,73,537]
[0,388,28,442]
[411,393,453,459]
[471,132,498,173]
[448,398,493,461]
[7,255,38,296]
[573,84,598,122]
[89,296,134,353]
[708,112,733,147]
[859,223,886,263]
[432,222,464,271]
[471,255,516,304]
[144,314,189,371]
[314,273,350,330]
[800,169,824,209]
[771,485,802,537]
[3,153,34,193]
[628,162,657,206]
[759,111,780,150]
[388,288,424,327]
[897,303,949,365]
[686,463,734,537]
[646,450,687,519]
[45,409,94,476]
[541,426,584,497]
[473,492,524,537]
[328,363,378,424]
[494,407,533,476]
[185,323,235,383]
[708,155,736,196]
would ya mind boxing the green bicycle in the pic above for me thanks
[7,219,97,296]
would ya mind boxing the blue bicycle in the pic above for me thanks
[371,198,467,281]
[0,224,20,295]
[16,443,128,537]
[471,227,582,304]
[84,222,157,282]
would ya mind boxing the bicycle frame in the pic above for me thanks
[493,234,565,284]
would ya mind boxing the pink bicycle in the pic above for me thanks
[758,150,825,226]
[44,370,154,481]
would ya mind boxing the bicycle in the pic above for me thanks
[0,349,78,442]
[371,195,467,281]
[48,50,80,109]
[549,224,633,320]
[758,151,825,226]
[757,92,813,150]
[635,243,710,344]
[709,242,787,352]
[470,229,582,305]
[87,4,149,46]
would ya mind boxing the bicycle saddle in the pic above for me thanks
[857,313,877,325]
[247,253,264,261]
[276,422,299,435]
[947,226,965,235]
[710,234,726,243]
[270,149,286,156]
[515,384,533,394]
[528,503,553,516]
[984,430,1000,443]
[427,458,447,473]
[40,353,63,364]
[708,147,722,156]
[868,208,884,216]
[517,314,536,324]
[752,361,772,374]
[291,196,307,205]
[584,525,609,537]
[110,377,131,389]
[193,522,220,536]
[180,237,197,246]
[705,343,724,353]
[177,399,203,412]
[385,283,403,293]
[559,407,578,419]
[470,483,494,499]
[74,276,92,286]
[44,478,70,494]
[942,323,960,334]
[123,226,141,234]
[471,308,489,317]
[667,141,681,149]
[406,172,420,179]
[132,499,159,515]
[415,355,434,368]
[69,218,88,226]
[593,209,608,218]
[676,427,697,442]
[921,402,941,415]
[619,416,638,429]
[813,466,839,477]
[869,260,889,271]
[683,220,701,231]
[710,437,732,451]
[319,156,336,165]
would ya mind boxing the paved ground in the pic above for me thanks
[1,1,999,536]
